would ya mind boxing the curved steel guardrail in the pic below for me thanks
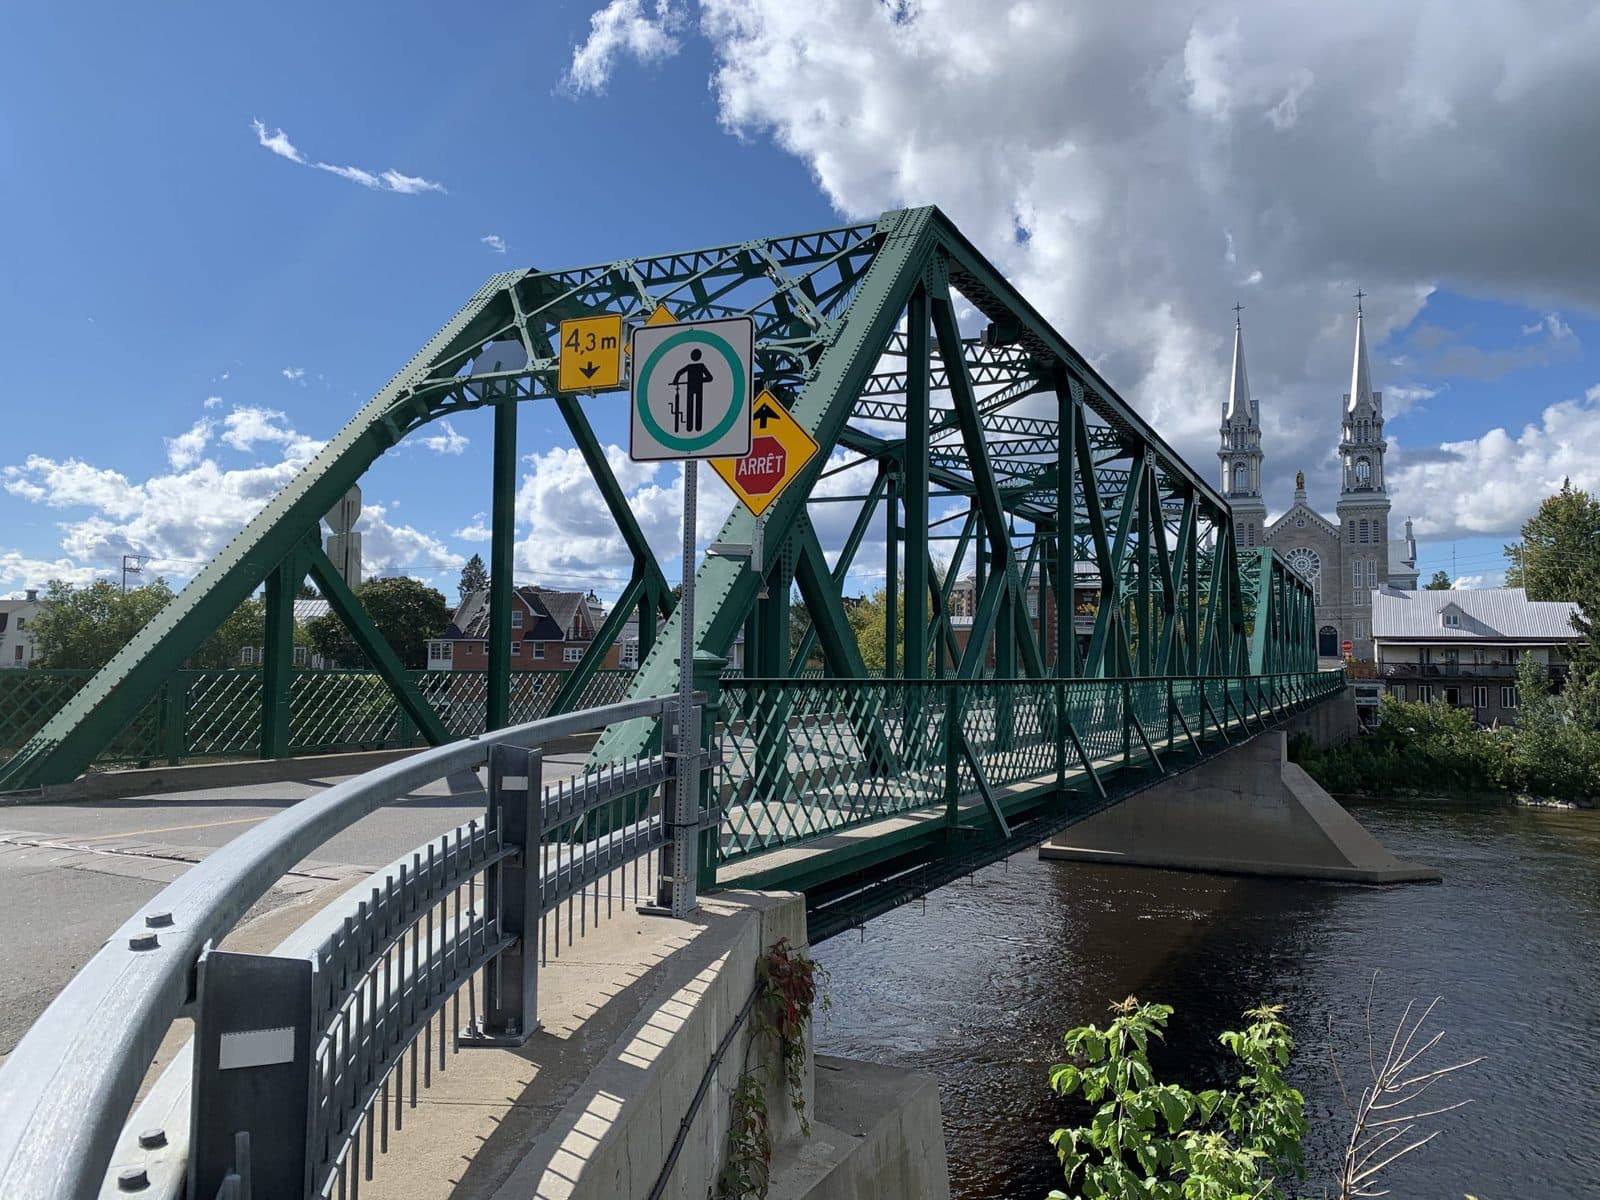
[0,696,679,1200]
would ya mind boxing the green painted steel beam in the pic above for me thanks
[305,544,450,746]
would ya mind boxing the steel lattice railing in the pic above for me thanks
[0,667,640,774]
[715,670,1347,860]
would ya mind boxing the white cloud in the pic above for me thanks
[558,0,1600,523]
[203,395,222,409]
[0,551,103,592]
[281,366,305,382]
[455,513,491,542]
[164,419,213,470]
[1451,572,1504,590]
[2,405,462,586]
[481,234,507,254]
[1389,383,1600,538]
[417,419,469,456]
[251,119,445,195]
[1520,311,1572,340]
[565,0,685,94]
[220,406,324,464]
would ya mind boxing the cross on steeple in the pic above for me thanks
[1354,288,1366,316]
[1232,301,1244,328]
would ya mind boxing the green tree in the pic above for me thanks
[30,579,175,668]
[1503,479,1600,601]
[304,576,450,669]
[1424,570,1452,590]
[458,553,489,601]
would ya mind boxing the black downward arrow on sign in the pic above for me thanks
[753,402,780,429]
[579,361,600,379]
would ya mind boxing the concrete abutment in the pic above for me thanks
[1041,729,1440,883]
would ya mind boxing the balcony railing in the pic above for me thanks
[1379,662,1559,679]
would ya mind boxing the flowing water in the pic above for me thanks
[813,799,1600,1199]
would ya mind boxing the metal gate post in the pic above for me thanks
[693,651,726,894]
[475,742,542,1044]
[188,950,314,1200]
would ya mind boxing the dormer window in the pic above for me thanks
[511,609,523,628]
[1441,611,1461,629]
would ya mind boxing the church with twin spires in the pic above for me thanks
[1218,299,1418,661]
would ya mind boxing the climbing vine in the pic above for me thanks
[717,937,828,1200]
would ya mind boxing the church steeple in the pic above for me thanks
[1219,307,1266,548]
[1338,291,1385,495]
[1225,306,1252,421]
[1346,289,1375,415]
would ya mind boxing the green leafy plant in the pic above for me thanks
[754,936,827,1137]
[717,938,828,1200]
[717,1069,771,1200]
[1045,997,1306,1200]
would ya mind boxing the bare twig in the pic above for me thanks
[1330,972,1483,1200]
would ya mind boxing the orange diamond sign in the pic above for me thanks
[710,390,819,517]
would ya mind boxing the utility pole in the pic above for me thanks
[120,554,149,593]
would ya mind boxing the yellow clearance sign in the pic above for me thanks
[557,314,624,393]
[710,391,819,517]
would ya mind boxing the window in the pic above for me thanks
[293,646,308,668]
[531,642,544,660]
[14,617,22,629]
[1444,686,1460,706]
[1233,463,1247,492]
[1026,591,1039,619]
[14,645,24,663]
[1442,612,1460,628]
[1359,519,1369,543]
[1444,648,1458,666]
[620,641,640,669]
[564,646,583,663]
[1355,457,1371,486]
[1295,516,1306,528]
[1347,520,1356,544]
[1473,685,1489,709]
[1501,686,1519,709]
[1353,587,1363,606]
[1418,684,1433,703]
[512,641,522,656]
[1366,560,1377,589]
[240,646,257,666]
[0,614,8,633]
[1246,524,1256,547]
[511,609,523,628]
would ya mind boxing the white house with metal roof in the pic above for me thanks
[1371,586,1584,725]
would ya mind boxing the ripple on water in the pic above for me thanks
[814,799,1600,1199]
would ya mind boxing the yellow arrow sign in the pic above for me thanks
[558,314,624,393]
[710,391,819,517]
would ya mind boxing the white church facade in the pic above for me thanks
[1218,301,1418,662]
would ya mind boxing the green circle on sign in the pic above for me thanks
[637,329,748,453]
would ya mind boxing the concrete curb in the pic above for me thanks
[2,733,600,806]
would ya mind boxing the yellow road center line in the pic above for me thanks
[76,814,271,843]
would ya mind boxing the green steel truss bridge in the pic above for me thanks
[0,207,1338,928]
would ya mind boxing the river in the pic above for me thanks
[813,799,1600,1199]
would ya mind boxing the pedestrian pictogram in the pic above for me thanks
[557,314,624,393]
[630,316,753,462]
[710,390,818,516]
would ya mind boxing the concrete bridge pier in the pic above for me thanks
[1041,728,1440,884]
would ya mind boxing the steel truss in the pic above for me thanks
[0,208,1315,792]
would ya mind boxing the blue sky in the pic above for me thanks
[4,1,1598,602]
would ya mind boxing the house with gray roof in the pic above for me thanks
[427,585,612,673]
[1371,586,1584,725]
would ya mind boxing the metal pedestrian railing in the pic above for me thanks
[0,667,639,772]
[0,694,705,1200]
[714,670,1347,860]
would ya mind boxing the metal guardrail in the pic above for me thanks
[0,695,697,1200]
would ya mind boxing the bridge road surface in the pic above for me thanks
[0,751,592,1060]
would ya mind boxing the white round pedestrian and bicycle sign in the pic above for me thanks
[629,316,754,462]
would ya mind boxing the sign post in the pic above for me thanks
[630,316,754,917]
